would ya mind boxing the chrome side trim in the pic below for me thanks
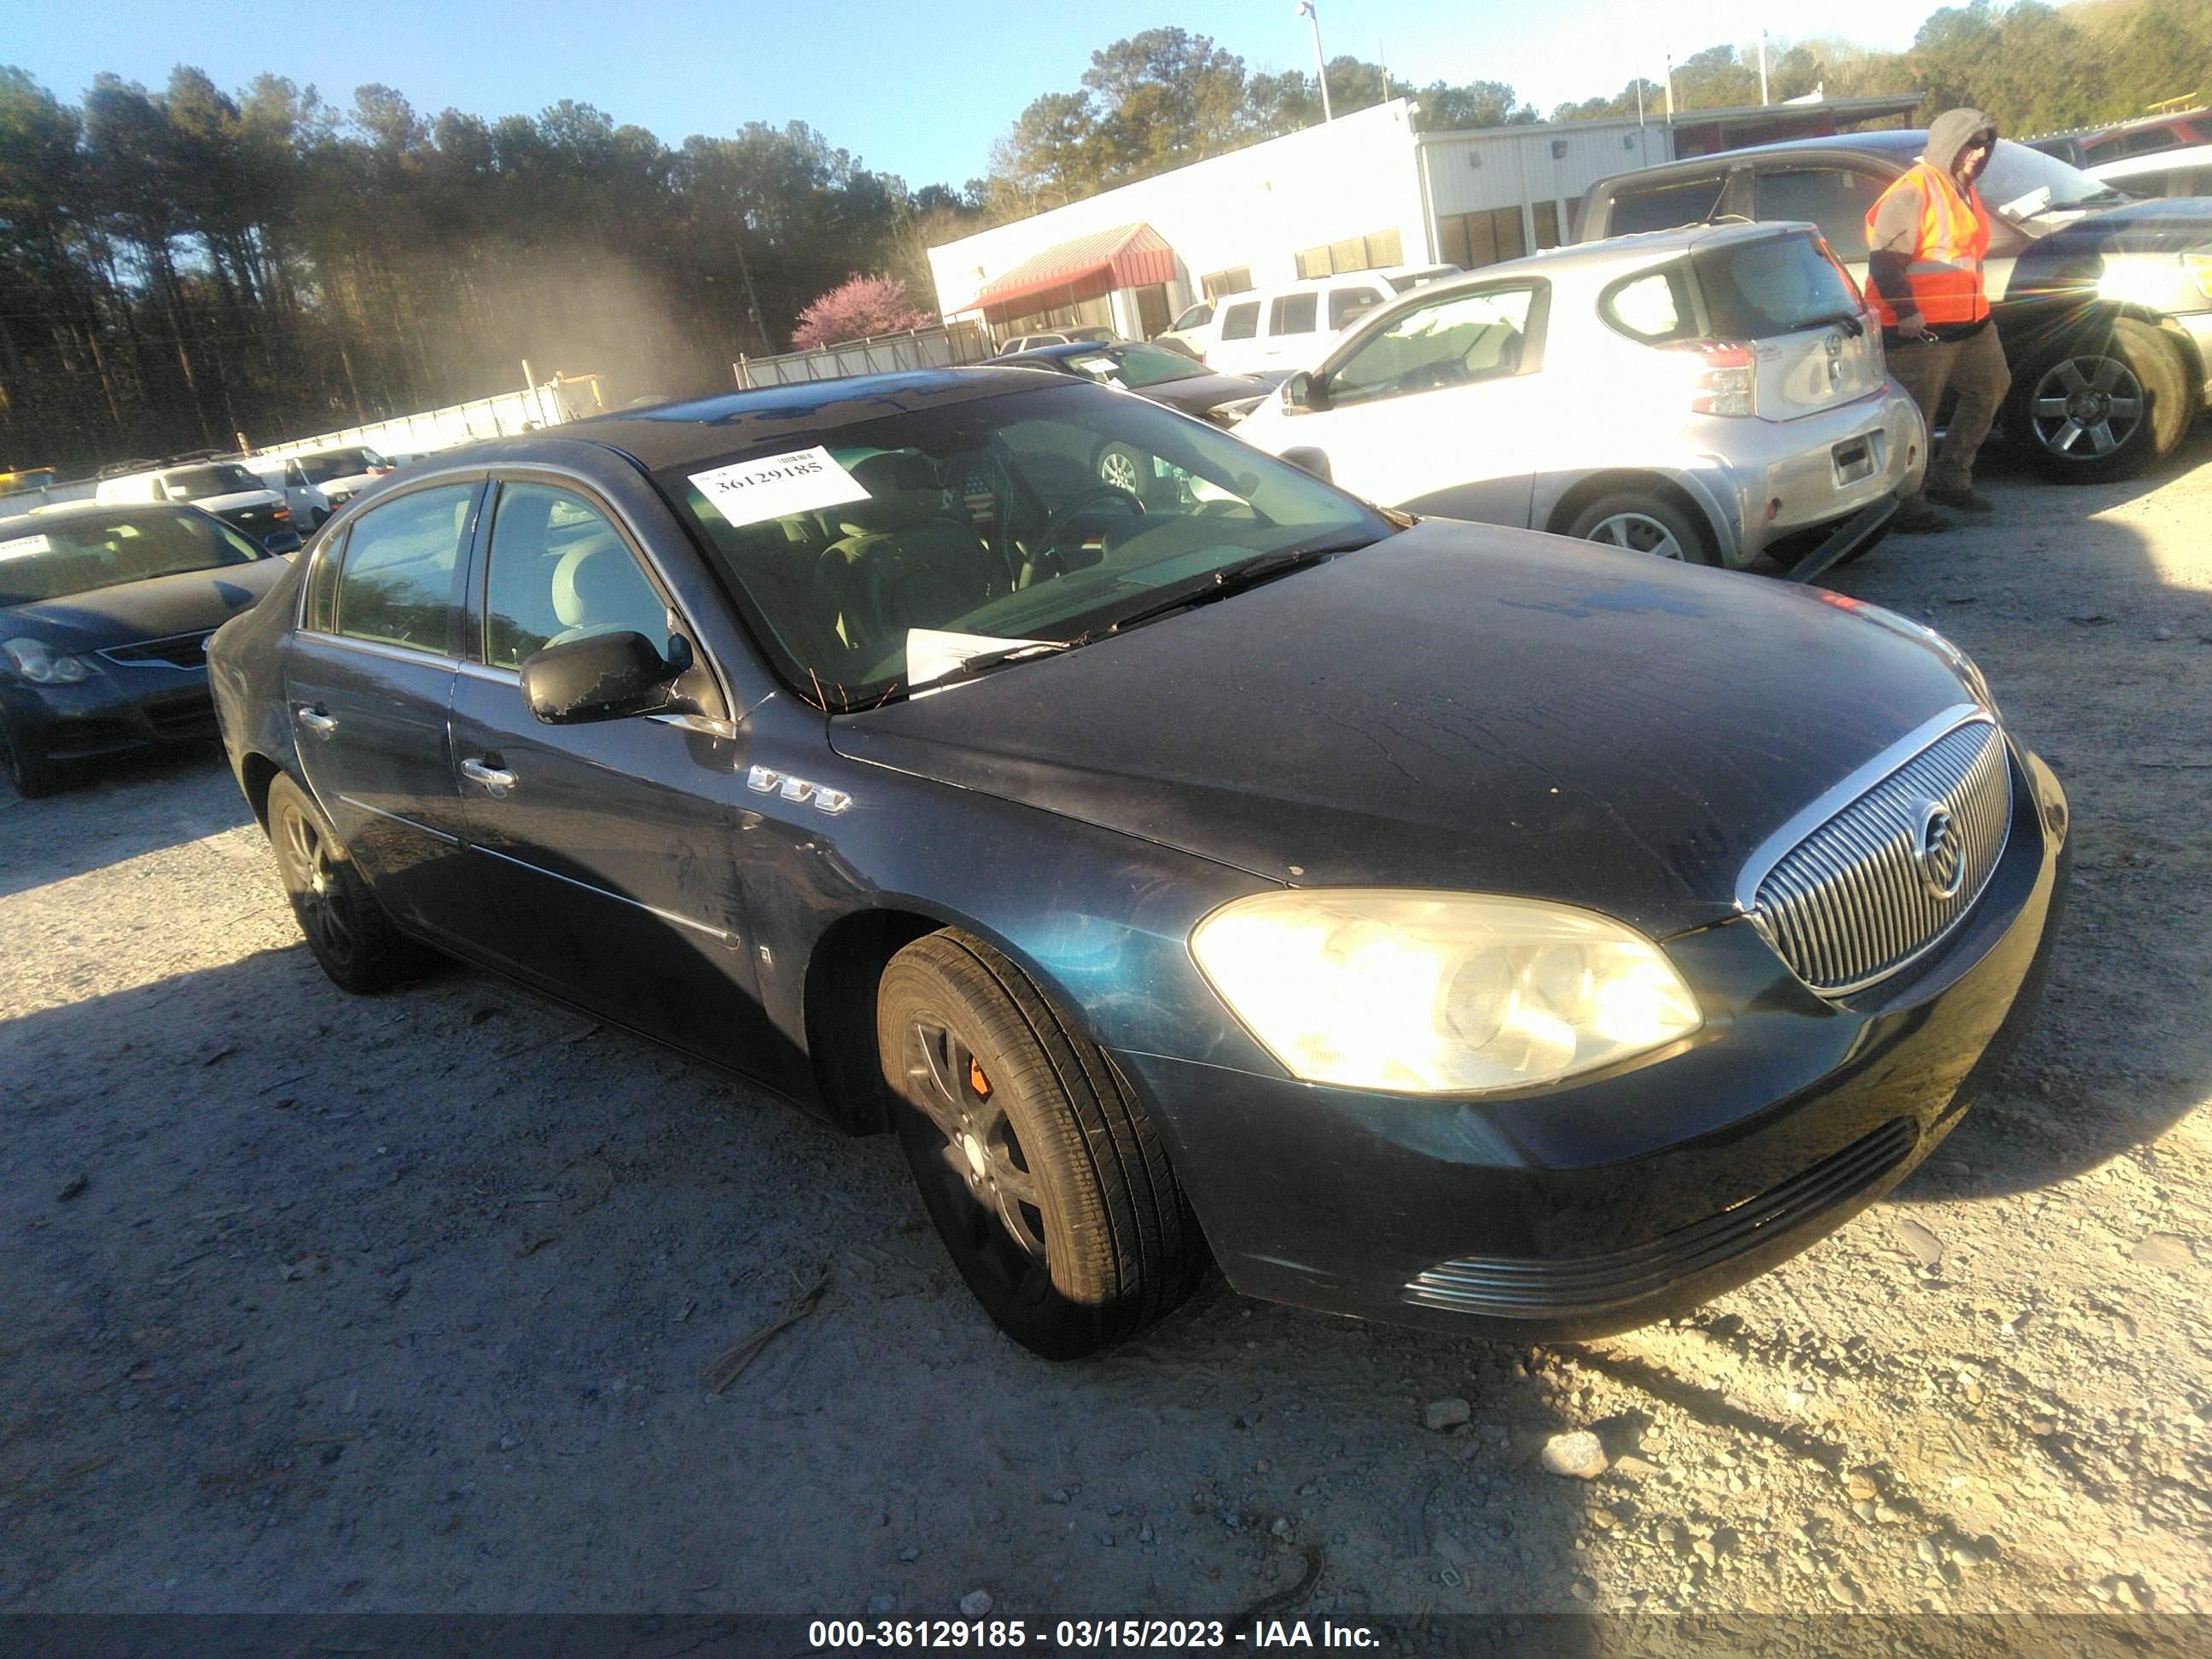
[295,632,457,672]
[1732,704,1988,916]
[469,843,738,943]
[335,795,461,846]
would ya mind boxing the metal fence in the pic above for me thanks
[250,375,608,463]
[734,321,993,388]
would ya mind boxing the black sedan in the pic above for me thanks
[208,370,2067,1358]
[985,341,1275,443]
[0,501,298,795]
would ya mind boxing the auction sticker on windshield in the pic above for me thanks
[0,533,53,560]
[688,446,869,527]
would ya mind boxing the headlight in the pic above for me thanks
[2185,252,2212,305]
[1190,889,1703,1094]
[2,637,94,684]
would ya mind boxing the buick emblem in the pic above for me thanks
[1913,800,1965,900]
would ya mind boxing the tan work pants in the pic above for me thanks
[1888,323,2011,494]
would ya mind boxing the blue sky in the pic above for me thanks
[6,0,1990,189]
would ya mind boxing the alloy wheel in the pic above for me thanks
[1585,511,1686,559]
[279,802,358,970]
[2029,354,2146,461]
[903,1015,1051,1303]
[1098,449,1144,494]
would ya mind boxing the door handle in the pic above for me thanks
[461,756,518,797]
[296,705,338,740]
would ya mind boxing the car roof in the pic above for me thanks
[425,369,1081,474]
[2090,143,2212,178]
[1600,130,1930,183]
[1467,218,1814,279]
[0,499,195,536]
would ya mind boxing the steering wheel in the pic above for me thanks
[1400,360,1469,392]
[1041,485,1147,549]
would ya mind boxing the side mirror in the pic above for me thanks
[263,529,303,554]
[1278,446,1334,483]
[521,631,684,725]
[1283,371,1329,413]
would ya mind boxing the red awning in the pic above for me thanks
[964,223,1178,317]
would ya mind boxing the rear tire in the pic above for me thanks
[265,772,435,992]
[2011,318,2192,484]
[1565,489,1718,565]
[877,928,1206,1358]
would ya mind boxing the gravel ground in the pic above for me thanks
[3,438,2209,1624]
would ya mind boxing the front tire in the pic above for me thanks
[265,772,435,992]
[2011,318,2192,484]
[1095,441,1148,496]
[1565,489,1718,564]
[0,713,57,798]
[877,929,1205,1358]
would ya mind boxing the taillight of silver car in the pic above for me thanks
[1676,341,1757,417]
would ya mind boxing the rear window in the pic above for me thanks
[1608,173,1730,236]
[1600,264,1697,343]
[1329,288,1383,330]
[163,464,260,499]
[1692,232,1862,341]
[1220,301,1260,341]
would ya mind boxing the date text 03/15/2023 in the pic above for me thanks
[805,1618,1382,1650]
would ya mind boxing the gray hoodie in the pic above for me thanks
[1867,108,1998,338]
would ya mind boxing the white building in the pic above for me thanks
[928,94,1919,343]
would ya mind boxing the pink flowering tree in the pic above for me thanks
[789,275,934,350]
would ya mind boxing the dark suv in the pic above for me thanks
[1579,131,2212,482]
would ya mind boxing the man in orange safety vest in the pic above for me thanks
[1864,108,2008,533]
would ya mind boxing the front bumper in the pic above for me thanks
[1115,740,2068,1341]
[0,664,218,765]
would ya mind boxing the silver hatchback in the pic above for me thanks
[1234,223,1927,576]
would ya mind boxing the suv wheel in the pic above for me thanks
[2011,318,2192,484]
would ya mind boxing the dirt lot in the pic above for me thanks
[3,439,2209,1627]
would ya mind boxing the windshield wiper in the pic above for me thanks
[900,638,1074,696]
[1100,535,1377,637]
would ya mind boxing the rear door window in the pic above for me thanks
[332,482,477,653]
[1607,172,1731,235]
[1752,168,1887,261]
[1269,293,1318,336]
[1219,301,1260,341]
[1600,265,1697,343]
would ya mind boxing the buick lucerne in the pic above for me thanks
[209,370,2067,1357]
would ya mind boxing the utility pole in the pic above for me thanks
[1759,31,1771,106]
[1664,55,1675,123]
[1296,2,1333,122]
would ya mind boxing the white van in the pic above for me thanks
[1202,265,1461,375]
[247,445,395,527]
[93,460,295,547]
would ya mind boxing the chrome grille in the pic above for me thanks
[1751,718,2011,994]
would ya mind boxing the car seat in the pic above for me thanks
[547,532,655,647]
[817,452,998,655]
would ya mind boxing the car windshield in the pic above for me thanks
[1980,139,2129,220]
[660,381,1389,708]
[163,463,260,499]
[0,509,268,605]
[1061,344,1211,390]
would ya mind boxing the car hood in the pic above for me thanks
[3,556,294,652]
[195,490,286,513]
[1142,371,1273,415]
[2020,195,2212,254]
[829,522,1986,938]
